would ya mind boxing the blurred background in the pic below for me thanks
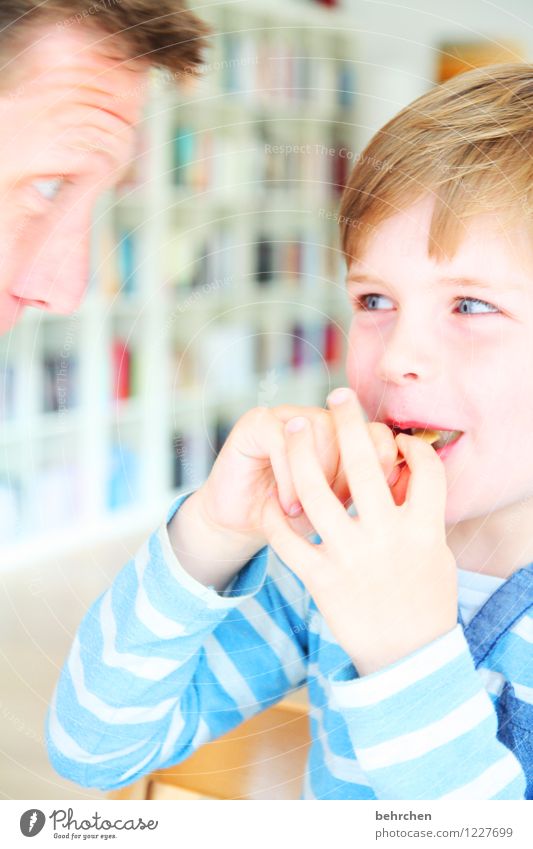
[1,0,531,799]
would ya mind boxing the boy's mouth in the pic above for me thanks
[384,420,465,461]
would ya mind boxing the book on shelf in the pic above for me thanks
[42,354,79,413]
[116,230,138,296]
[170,123,355,200]
[111,339,132,402]
[111,337,141,403]
[214,418,232,456]
[96,226,138,298]
[171,431,212,490]
[254,237,326,284]
[216,27,354,108]
[0,479,20,543]
[0,2,356,548]
[107,444,140,510]
[0,365,15,421]
[290,320,344,369]
[171,317,344,391]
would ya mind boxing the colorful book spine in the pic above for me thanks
[111,340,131,402]
[107,444,139,510]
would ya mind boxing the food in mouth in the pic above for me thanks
[392,426,463,466]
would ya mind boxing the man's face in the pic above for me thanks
[345,196,533,527]
[0,23,149,331]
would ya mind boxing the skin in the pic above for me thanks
[172,194,533,672]
[0,22,149,332]
[259,196,533,669]
[262,391,456,674]
[344,196,533,578]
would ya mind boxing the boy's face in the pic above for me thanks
[0,23,149,332]
[345,196,533,526]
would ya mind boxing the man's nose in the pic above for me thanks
[376,311,442,385]
[9,215,92,315]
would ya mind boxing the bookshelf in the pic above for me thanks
[0,0,359,565]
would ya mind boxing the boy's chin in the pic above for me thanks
[444,498,487,528]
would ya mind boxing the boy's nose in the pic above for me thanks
[376,318,441,385]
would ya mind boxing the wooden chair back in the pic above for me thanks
[111,692,310,800]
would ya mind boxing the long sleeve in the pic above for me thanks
[328,626,527,799]
[47,493,310,790]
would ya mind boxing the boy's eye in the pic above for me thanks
[352,293,393,312]
[455,296,499,315]
[351,293,500,315]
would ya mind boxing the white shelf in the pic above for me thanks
[209,0,357,30]
[0,0,358,556]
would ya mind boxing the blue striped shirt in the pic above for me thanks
[47,493,530,799]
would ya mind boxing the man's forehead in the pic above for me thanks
[5,22,148,123]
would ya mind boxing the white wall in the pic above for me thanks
[345,0,533,143]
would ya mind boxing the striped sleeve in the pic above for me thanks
[47,493,309,791]
[328,625,527,799]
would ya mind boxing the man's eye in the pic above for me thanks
[32,178,65,202]
[455,297,499,315]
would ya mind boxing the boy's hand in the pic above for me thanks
[196,404,400,545]
[169,403,400,591]
[260,388,458,674]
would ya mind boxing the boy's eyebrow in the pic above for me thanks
[347,273,524,292]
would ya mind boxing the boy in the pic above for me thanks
[48,63,532,799]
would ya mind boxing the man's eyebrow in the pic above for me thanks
[347,273,524,292]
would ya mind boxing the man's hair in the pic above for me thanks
[339,63,533,262]
[0,0,209,78]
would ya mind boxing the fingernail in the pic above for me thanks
[288,501,303,517]
[328,388,351,406]
[286,416,308,433]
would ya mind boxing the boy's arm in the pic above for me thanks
[166,488,267,592]
[328,625,527,799]
[47,493,309,791]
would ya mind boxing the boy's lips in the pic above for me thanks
[379,417,465,460]
[382,417,461,432]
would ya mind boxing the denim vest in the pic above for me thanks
[459,563,533,799]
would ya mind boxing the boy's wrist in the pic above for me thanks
[350,618,458,677]
[167,489,267,592]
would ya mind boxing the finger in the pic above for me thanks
[327,388,395,518]
[368,422,400,484]
[261,492,322,582]
[305,409,347,504]
[284,416,349,540]
[273,406,337,516]
[332,422,400,505]
[395,433,448,523]
[240,408,300,514]
[268,426,301,515]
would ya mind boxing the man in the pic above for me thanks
[0,0,208,332]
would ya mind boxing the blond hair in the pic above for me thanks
[0,0,209,78]
[339,63,533,262]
